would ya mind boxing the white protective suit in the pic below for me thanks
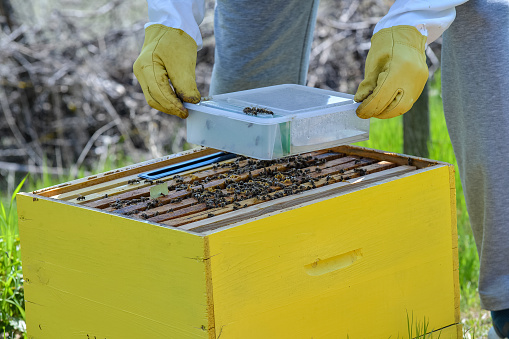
[145,0,468,49]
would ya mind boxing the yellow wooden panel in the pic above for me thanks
[17,194,209,339]
[208,165,458,338]
[448,165,461,322]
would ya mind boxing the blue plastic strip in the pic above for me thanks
[138,152,236,180]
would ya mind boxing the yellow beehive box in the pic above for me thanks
[17,146,461,339]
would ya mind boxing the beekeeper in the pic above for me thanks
[133,1,509,337]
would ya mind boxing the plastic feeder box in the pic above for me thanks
[185,84,369,160]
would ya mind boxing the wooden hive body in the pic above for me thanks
[17,146,461,338]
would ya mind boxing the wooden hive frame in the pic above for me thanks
[17,145,461,338]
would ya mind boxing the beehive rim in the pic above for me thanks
[20,145,453,236]
[17,162,450,237]
[193,163,450,235]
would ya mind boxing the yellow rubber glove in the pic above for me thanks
[133,25,201,119]
[354,25,428,119]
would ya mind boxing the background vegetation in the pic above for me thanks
[0,0,490,338]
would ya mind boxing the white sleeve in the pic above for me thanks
[374,0,469,43]
[145,0,206,49]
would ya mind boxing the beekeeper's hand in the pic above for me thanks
[354,25,428,119]
[133,25,200,119]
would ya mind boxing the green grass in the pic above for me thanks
[1,177,27,337]
[404,312,441,339]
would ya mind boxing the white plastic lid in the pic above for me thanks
[184,84,357,124]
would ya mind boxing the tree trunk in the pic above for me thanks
[403,81,430,158]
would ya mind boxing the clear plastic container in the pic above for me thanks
[184,84,369,160]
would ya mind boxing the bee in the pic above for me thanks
[146,200,158,209]
[76,195,86,201]
[309,180,316,188]
[144,180,154,184]
[243,107,258,116]
[354,168,367,176]
[156,180,165,184]
[103,194,108,198]
[207,213,215,218]
[257,107,274,115]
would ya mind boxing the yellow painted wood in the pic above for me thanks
[207,165,459,338]
[448,165,461,323]
[17,194,210,339]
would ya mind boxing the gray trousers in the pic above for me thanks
[211,0,509,311]
[209,0,320,95]
[442,0,509,311]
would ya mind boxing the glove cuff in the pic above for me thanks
[144,24,198,49]
[371,25,427,53]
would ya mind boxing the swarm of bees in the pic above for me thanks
[243,106,274,116]
[96,151,374,224]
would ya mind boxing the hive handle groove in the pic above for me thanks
[304,248,363,276]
